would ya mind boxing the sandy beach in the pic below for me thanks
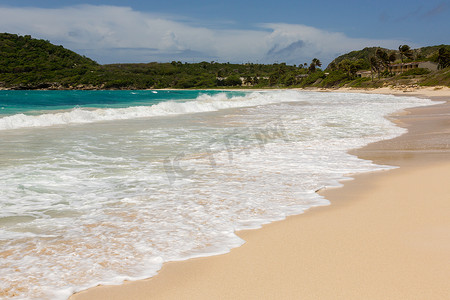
[71,86,450,300]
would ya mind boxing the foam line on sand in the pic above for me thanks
[71,87,450,300]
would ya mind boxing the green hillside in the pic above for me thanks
[327,47,379,70]
[322,44,450,88]
[0,33,98,88]
[1,33,449,89]
[328,45,450,70]
[1,33,307,89]
[88,61,301,89]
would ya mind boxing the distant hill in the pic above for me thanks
[327,45,450,70]
[0,33,98,88]
[327,47,379,70]
[0,33,303,89]
[0,33,449,89]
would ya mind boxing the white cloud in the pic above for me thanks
[0,5,408,65]
[261,23,410,64]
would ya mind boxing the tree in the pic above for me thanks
[388,52,396,64]
[223,75,242,86]
[283,74,296,86]
[327,61,337,71]
[369,56,381,80]
[312,58,322,68]
[308,58,322,73]
[398,45,413,62]
[375,49,393,71]
[437,47,450,69]
[243,76,253,86]
[338,59,358,78]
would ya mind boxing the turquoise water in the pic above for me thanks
[0,90,434,299]
[0,90,246,115]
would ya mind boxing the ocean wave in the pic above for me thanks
[0,91,436,299]
[0,91,305,131]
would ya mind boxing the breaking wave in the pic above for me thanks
[0,91,305,130]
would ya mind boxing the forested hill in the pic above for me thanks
[327,45,450,71]
[1,33,449,89]
[0,33,303,89]
[0,33,98,88]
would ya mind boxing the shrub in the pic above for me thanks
[349,77,371,87]
[400,68,430,77]
[299,71,325,87]
[319,71,350,87]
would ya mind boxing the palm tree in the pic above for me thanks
[308,58,322,73]
[369,56,380,80]
[437,47,450,69]
[312,58,322,68]
[386,52,397,74]
[375,48,390,72]
[388,52,396,63]
[398,45,413,62]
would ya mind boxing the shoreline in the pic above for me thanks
[70,87,450,300]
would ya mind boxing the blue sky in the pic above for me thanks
[0,0,449,66]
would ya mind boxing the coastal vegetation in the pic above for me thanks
[1,33,449,89]
[0,33,98,88]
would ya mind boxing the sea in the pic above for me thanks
[0,90,435,299]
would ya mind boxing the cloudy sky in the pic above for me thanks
[0,0,449,66]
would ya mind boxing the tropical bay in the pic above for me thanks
[1,1,450,299]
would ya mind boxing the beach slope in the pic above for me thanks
[71,87,450,300]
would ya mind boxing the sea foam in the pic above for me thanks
[0,90,436,299]
[0,91,302,130]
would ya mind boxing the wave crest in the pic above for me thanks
[0,91,304,130]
